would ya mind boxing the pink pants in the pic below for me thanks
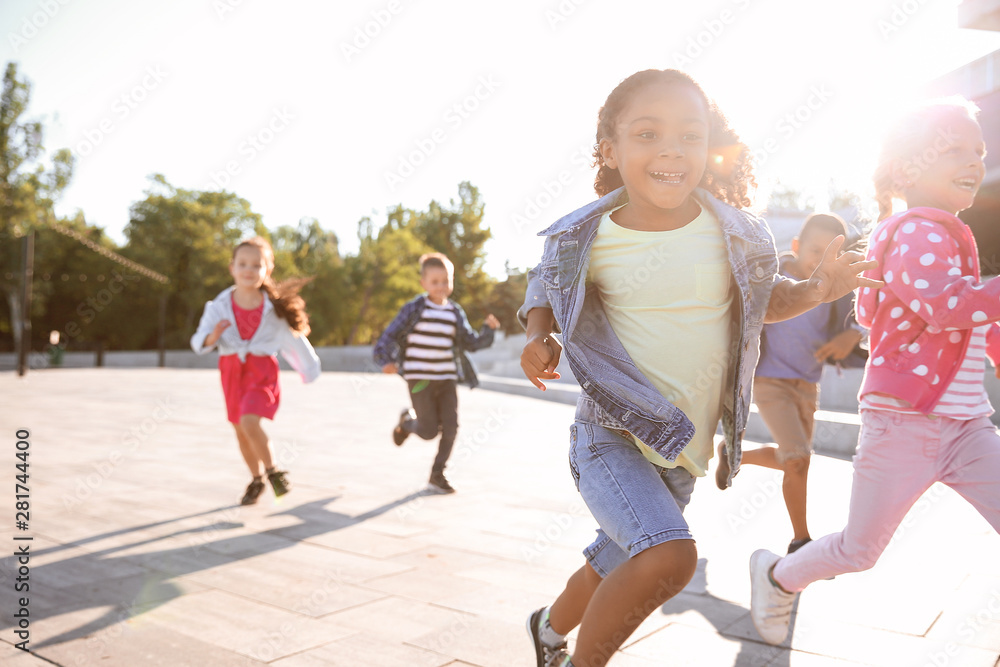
[773,409,1000,592]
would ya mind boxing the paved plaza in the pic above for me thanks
[1,368,998,666]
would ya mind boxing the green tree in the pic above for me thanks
[120,174,265,349]
[487,262,529,334]
[0,61,74,350]
[271,217,346,346]
[388,181,493,325]
[344,217,430,345]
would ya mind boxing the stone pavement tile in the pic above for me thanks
[137,588,357,661]
[926,574,1000,654]
[54,570,210,613]
[297,523,430,559]
[0,642,54,666]
[454,560,578,599]
[622,589,751,648]
[272,632,454,667]
[406,616,536,667]
[325,596,476,643]
[761,651,873,666]
[434,582,554,625]
[622,622,786,666]
[364,567,492,605]
[31,620,272,667]
[183,557,388,617]
[386,545,508,575]
[725,610,1000,666]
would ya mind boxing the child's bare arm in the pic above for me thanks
[521,308,562,391]
[814,328,864,362]
[766,236,882,323]
[203,320,231,348]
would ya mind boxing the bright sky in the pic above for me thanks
[3,0,1000,278]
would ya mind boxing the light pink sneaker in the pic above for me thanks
[749,549,796,645]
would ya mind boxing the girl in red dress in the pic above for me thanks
[191,237,320,505]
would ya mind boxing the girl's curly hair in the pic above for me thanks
[592,69,756,210]
[233,237,312,336]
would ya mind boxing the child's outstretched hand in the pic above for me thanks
[807,235,883,303]
[814,329,863,362]
[203,320,231,347]
[484,314,500,330]
[521,333,562,391]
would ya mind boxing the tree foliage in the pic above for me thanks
[0,61,519,355]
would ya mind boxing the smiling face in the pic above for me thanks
[229,244,270,291]
[900,111,986,216]
[599,81,710,230]
[420,266,453,305]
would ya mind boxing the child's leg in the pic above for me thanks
[431,381,458,474]
[779,455,811,541]
[938,415,1000,533]
[548,562,603,635]
[749,377,817,541]
[773,410,937,591]
[564,423,698,665]
[574,539,696,666]
[405,380,443,440]
[238,414,274,471]
[232,422,264,477]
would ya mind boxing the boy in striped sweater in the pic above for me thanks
[374,253,499,493]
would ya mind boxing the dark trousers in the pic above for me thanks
[404,379,459,474]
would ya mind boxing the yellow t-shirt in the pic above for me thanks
[587,203,733,475]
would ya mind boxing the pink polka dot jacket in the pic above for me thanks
[856,207,1000,414]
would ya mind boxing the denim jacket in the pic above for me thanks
[373,295,495,388]
[517,187,779,486]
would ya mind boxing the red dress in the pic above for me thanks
[219,299,280,424]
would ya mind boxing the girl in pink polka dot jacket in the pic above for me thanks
[749,98,1000,646]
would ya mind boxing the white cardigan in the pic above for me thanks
[190,287,321,383]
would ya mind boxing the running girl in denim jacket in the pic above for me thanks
[519,69,880,667]
[191,237,320,506]
[750,99,1000,646]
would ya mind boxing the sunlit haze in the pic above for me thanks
[3,0,999,277]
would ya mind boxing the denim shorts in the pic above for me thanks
[568,421,697,578]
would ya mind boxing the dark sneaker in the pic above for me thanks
[715,440,731,490]
[527,607,568,667]
[267,469,290,497]
[240,478,265,505]
[393,409,414,446]
[787,537,812,554]
[428,471,455,494]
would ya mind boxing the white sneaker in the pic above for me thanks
[749,549,796,645]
